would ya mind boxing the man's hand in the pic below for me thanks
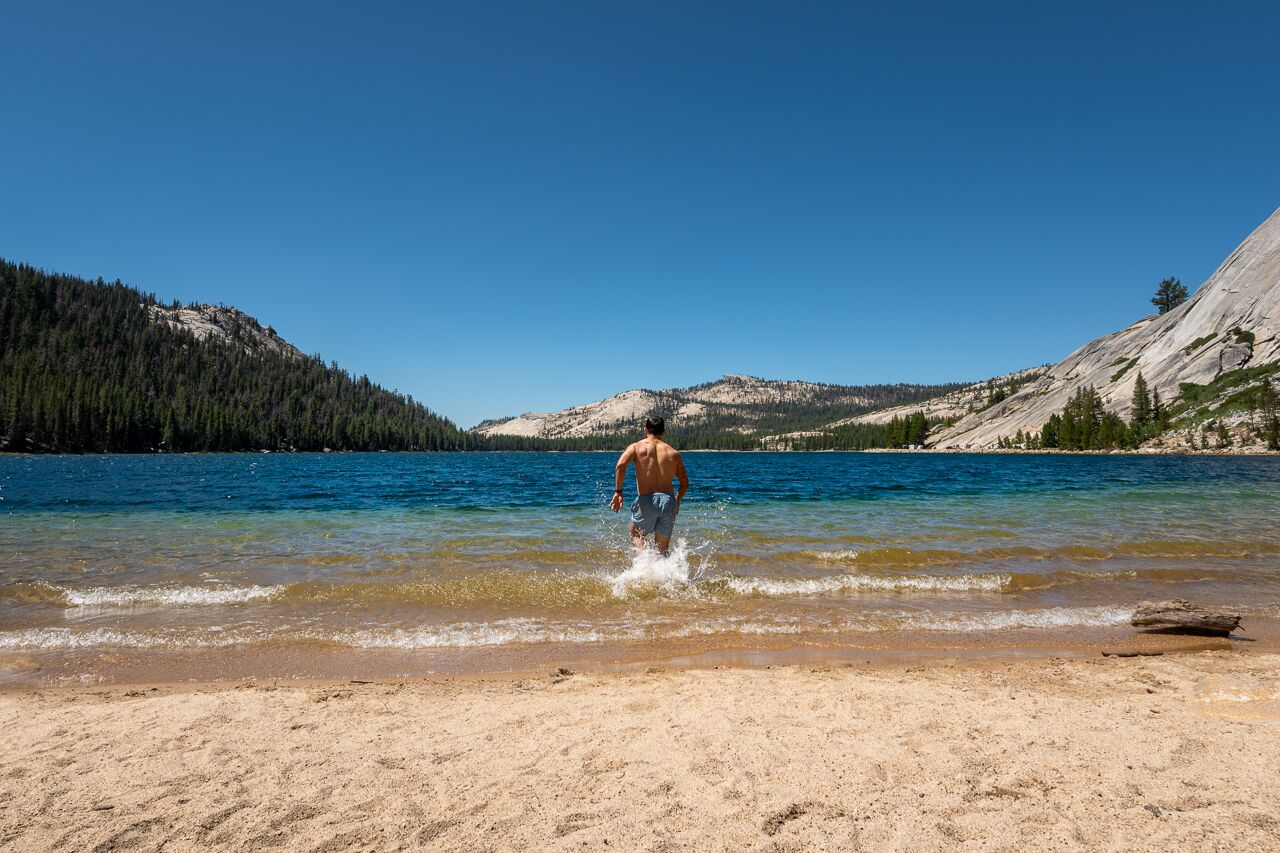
[610,492,623,512]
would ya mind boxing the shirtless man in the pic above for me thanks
[609,416,689,555]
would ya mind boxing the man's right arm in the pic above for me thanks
[675,453,689,502]
[610,445,635,512]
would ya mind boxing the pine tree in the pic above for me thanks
[1040,414,1061,448]
[1259,383,1280,451]
[1130,372,1151,427]
[1151,277,1188,314]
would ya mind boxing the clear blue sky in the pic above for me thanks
[3,2,1278,427]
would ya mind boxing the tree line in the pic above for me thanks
[0,260,479,452]
[997,370,1280,451]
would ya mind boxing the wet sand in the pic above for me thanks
[4,617,1276,689]
[3,650,1279,851]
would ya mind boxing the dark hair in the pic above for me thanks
[644,415,665,436]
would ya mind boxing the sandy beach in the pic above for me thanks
[3,651,1279,851]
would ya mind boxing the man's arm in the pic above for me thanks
[675,452,689,502]
[610,444,636,512]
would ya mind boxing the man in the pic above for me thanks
[610,416,689,555]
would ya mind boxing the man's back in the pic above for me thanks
[632,437,682,495]
[611,417,689,555]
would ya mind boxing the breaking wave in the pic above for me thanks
[726,573,1011,595]
[903,605,1133,631]
[64,585,282,607]
[331,619,630,649]
[0,627,245,650]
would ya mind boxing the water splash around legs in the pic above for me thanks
[609,539,703,596]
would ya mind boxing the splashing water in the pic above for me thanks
[609,538,704,596]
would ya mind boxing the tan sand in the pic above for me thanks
[3,651,1279,851]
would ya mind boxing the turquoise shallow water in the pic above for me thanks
[2,452,1279,680]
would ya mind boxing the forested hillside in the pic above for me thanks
[0,260,477,452]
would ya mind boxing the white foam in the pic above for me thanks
[902,605,1132,632]
[727,573,1010,595]
[335,618,639,649]
[608,539,699,596]
[340,614,819,649]
[812,550,861,561]
[669,619,808,638]
[64,585,281,607]
[0,627,244,650]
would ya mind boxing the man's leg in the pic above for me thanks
[630,523,647,550]
[653,500,675,556]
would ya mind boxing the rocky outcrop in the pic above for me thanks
[473,389,678,439]
[834,367,1048,428]
[926,207,1280,448]
[147,304,304,360]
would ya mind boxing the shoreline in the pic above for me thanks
[4,650,1278,850]
[6,619,1276,691]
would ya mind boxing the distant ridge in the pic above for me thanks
[474,373,965,444]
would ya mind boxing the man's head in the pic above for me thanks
[644,415,665,437]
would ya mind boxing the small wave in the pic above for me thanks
[669,620,807,637]
[0,581,67,606]
[0,627,244,650]
[1113,539,1280,558]
[1053,545,1113,560]
[807,540,1280,566]
[726,573,1010,595]
[332,618,634,649]
[808,548,972,567]
[902,605,1132,632]
[282,573,615,608]
[812,550,861,561]
[64,585,282,607]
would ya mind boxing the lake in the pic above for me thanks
[3,452,1278,684]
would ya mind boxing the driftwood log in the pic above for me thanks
[1131,599,1241,636]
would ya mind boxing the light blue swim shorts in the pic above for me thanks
[630,492,679,537]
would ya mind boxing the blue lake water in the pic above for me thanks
[2,452,1279,682]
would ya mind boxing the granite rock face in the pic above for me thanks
[148,304,305,360]
[929,208,1280,448]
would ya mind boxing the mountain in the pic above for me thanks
[0,260,476,452]
[862,207,1280,449]
[474,374,965,445]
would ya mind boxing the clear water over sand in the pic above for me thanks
[2,452,1278,683]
